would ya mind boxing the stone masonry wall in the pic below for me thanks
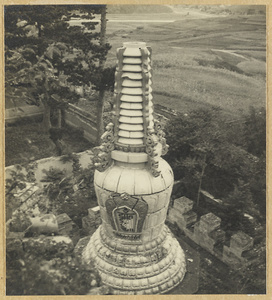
[64,104,97,143]
[167,196,257,269]
[5,149,94,186]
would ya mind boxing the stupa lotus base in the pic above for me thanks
[83,225,186,295]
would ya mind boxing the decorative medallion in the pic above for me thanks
[106,193,148,239]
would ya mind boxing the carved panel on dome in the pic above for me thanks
[105,193,148,239]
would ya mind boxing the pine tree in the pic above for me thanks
[5,5,112,133]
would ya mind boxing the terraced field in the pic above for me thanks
[105,7,266,117]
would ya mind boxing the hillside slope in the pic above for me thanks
[107,5,173,14]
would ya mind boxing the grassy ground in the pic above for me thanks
[5,120,93,166]
[105,10,266,117]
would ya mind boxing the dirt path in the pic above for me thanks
[166,5,227,19]
[211,49,248,59]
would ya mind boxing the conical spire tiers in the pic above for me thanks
[93,42,168,177]
[114,42,152,148]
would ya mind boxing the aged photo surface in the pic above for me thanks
[4,4,266,296]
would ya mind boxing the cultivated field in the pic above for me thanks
[105,6,266,117]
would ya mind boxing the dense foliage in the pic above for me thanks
[6,248,102,295]
[165,107,266,227]
[6,154,101,295]
[41,154,97,227]
[5,5,114,132]
[165,106,266,293]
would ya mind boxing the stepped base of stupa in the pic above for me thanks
[83,225,186,295]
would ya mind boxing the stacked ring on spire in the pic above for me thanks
[114,42,154,147]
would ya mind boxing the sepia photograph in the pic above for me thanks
[3,2,268,296]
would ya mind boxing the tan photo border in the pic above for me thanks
[0,0,271,299]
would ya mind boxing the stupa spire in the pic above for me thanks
[84,42,186,295]
[93,41,168,177]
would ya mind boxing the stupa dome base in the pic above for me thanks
[83,225,186,295]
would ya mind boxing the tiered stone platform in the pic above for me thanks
[83,225,186,295]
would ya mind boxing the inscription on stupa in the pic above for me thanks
[106,193,148,239]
